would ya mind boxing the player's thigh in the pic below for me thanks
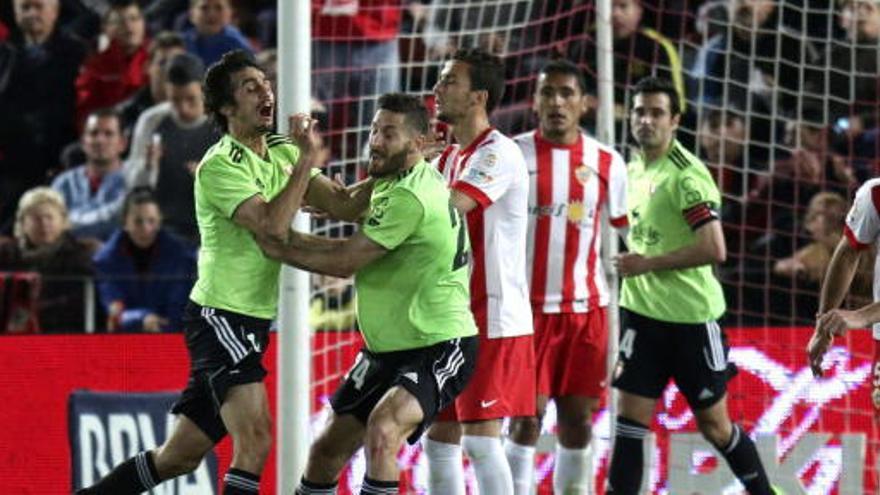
[555,395,601,427]
[616,390,657,426]
[671,319,733,411]
[220,381,271,440]
[612,309,672,402]
[311,412,367,462]
[367,385,425,443]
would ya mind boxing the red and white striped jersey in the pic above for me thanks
[843,177,880,339]
[515,130,628,314]
[433,128,533,339]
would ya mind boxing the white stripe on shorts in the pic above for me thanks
[202,307,247,362]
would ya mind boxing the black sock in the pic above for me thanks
[295,477,338,494]
[606,416,649,495]
[77,451,160,494]
[717,424,773,495]
[222,467,260,494]
[360,476,398,495]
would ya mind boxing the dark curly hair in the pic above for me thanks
[203,50,261,132]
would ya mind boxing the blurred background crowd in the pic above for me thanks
[0,0,877,333]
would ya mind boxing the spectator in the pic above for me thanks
[311,0,402,157]
[75,0,149,131]
[115,30,187,138]
[699,109,748,200]
[569,0,686,136]
[0,0,87,235]
[183,0,252,67]
[94,187,196,333]
[125,52,219,243]
[822,0,880,130]
[52,108,128,240]
[0,187,100,333]
[690,0,820,123]
[773,191,874,318]
[309,274,355,331]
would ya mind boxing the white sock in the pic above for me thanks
[505,440,535,495]
[462,435,514,495]
[553,444,592,495]
[423,437,465,495]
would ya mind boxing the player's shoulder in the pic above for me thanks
[476,129,526,165]
[665,140,703,171]
[198,135,244,174]
[265,132,294,149]
[854,178,880,199]
[581,132,625,164]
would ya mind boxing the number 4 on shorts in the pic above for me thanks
[347,353,371,391]
[620,328,636,360]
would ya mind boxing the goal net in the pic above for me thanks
[303,0,880,492]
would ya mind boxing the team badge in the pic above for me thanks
[483,153,498,168]
[575,164,592,185]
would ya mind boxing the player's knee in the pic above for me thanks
[509,416,541,445]
[696,416,731,448]
[233,416,273,459]
[557,412,592,448]
[365,413,403,460]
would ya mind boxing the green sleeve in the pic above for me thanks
[676,166,721,211]
[274,142,321,180]
[361,189,424,250]
[198,156,262,219]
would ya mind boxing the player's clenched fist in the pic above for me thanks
[288,113,320,153]
[614,252,652,276]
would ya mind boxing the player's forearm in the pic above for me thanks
[854,302,880,328]
[258,230,352,277]
[261,154,315,243]
[646,243,721,272]
[818,238,863,313]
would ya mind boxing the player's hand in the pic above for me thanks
[816,308,865,337]
[422,129,448,161]
[807,330,833,377]
[288,113,320,154]
[613,253,652,276]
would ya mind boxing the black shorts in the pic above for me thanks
[611,308,737,411]
[331,336,478,444]
[170,301,272,442]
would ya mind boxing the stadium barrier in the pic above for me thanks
[0,327,874,494]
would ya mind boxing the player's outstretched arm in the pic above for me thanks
[807,236,865,376]
[614,217,725,276]
[257,230,387,278]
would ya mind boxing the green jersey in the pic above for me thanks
[620,139,726,323]
[191,133,316,319]
[356,160,478,352]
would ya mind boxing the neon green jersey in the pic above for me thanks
[356,160,478,352]
[620,139,726,323]
[190,133,317,319]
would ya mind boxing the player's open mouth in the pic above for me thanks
[259,103,273,118]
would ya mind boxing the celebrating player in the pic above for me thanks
[258,93,479,495]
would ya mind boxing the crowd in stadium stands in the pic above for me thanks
[0,0,879,331]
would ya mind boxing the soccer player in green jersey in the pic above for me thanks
[257,93,479,495]
[78,50,375,495]
[606,77,774,495]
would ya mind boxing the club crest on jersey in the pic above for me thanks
[482,153,498,168]
[575,164,592,185]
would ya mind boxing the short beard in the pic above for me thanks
[369,147,410,178]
